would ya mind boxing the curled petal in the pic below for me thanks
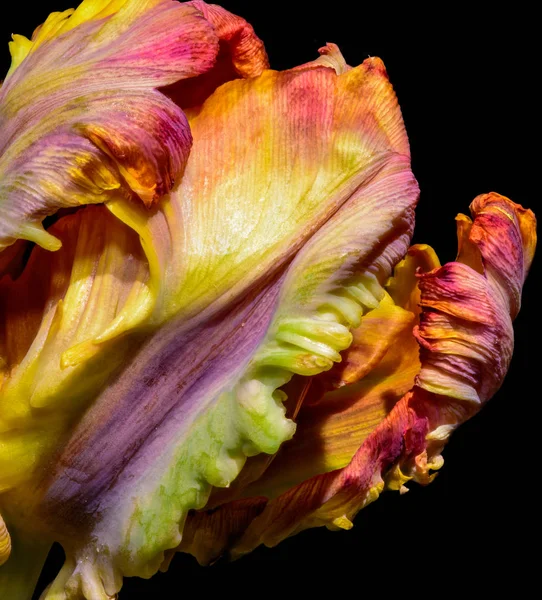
[0,0,219,252]
[163,0,269,110]
[311,43,351,74]
[416,193,536,403]
[467,193,535,318]
[188,1,268,77]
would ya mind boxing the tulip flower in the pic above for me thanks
[0,1,536,598]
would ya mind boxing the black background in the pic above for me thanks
[1,1,539,596]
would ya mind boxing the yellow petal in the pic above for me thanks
[0,206,151,488]
[110,53,412,325]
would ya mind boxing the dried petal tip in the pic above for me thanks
[315,43,350,74]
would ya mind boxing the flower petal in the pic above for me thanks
[163,0,269,110]
[0,0,219,251]
[173,248,434,562]
[231,254,438,501]
[0,206,152,487]
[415,192,536,402]
[187,1,267,77]
[10,51,419,597]
[175,194,535,561]
[203,244,439,513]
[109,52,412,324]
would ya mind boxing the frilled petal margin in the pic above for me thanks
[202,246,438,516]
[173,193,535,563]
[0,44,418,599]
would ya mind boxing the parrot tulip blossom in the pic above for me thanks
[0,1,536,598]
